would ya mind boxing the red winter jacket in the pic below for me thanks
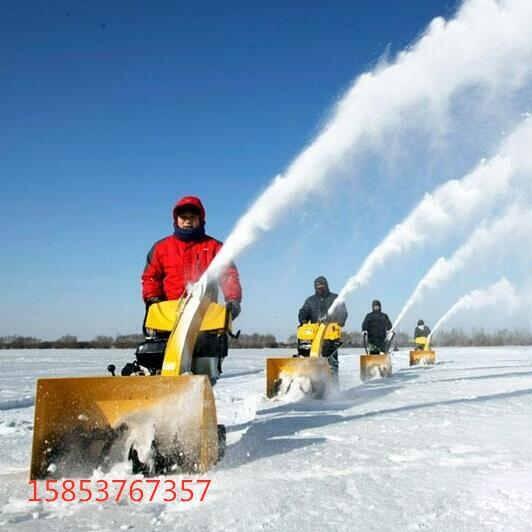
[141,197,242,302]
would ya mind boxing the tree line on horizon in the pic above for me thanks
[1,328,532,349]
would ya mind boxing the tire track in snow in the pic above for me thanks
[0,397,34,411]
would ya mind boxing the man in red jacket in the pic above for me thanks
[142,196,242,318]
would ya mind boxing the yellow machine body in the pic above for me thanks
[409,350,436,366]
[413,335,429,350]
[360,354,392,382]
[266,322,341,398]
[296,322,342,344]
[146,299,230,334]
[30,292,221,479]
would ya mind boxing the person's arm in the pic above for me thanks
[362,314,369,332]
[219,261,242,303]
[298,298,312,324]
[217,261,242,319]
[384,313,393,330]
[141,244,165,301]
[210,240,242,305]
[331,301,348,327]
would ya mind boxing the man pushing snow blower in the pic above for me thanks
[362,299,393,354]
[128,195,243,384]
[360,299,393,381]
[410,319,436,365]
[298,276,348,378]
[266,276,348,398]
[413,319,431,350]
[30,196,243,479]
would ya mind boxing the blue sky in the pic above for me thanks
[3,0,528,340]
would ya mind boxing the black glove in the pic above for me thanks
[145,297,163,309]
[227,300,241,320]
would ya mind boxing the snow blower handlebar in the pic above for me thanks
[385,329,396,354]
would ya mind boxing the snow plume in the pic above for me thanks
[392,205,532,330]
[331,118,532,313]
[205,0,532,281]
[428,278,519,342]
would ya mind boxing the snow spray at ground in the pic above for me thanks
[205,0,532,283]
[121,381,206,469]
[428,278,519,342]
[276,372,315,401]
[2,347,532,531]
[331,118,532,314]
[274,369,331,401]
[391,205,532,330]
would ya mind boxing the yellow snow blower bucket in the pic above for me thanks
[266,357,331,397]
[30,287,224,479]
[360,354,392,382]
[30,374,217,479]
[409,350,436,366]
[266,322,341,398]
[409,336,436,366]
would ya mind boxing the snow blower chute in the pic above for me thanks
[30,283,231,479]
[266,322,341,398]
[359,331,393,382]
[409,335,436,366]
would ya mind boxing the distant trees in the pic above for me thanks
[113,334,144,348]
[55,335,79,348]
[229,333,278,349]
[430,328,532,347]
[0,336,41,348]
[91,335,115,348]
[1,328,531,349]
[0,334,142,349]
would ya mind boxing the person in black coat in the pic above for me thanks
[298,276,348,326]
[298,276,348,379]
[361,300,392,354]
[414,319,431,350]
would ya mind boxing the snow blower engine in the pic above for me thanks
[118,299,236,384]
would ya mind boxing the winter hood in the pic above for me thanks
[173,196,206,224]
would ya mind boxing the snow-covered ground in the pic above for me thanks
[1,346,531,531]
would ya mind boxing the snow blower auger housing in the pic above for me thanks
[359,331,393,382]
[30,289,230,480]
[266,322,342,398]
[409,336,436,366]
[359,354,392,381]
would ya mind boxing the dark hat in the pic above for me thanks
[173,196,206,223]
[314,276,329,287]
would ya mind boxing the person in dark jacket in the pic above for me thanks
[361,300,392,354]
[142,196,242,318]
[298,276,348,379]
[414,319,431,350]
[298,276,348,326]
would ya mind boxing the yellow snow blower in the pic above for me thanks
[30,283,231,480]
[409,336,436,366]
[266,322,342,398]
[359,331,393,382]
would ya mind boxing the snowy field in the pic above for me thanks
[1,346,531,531]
